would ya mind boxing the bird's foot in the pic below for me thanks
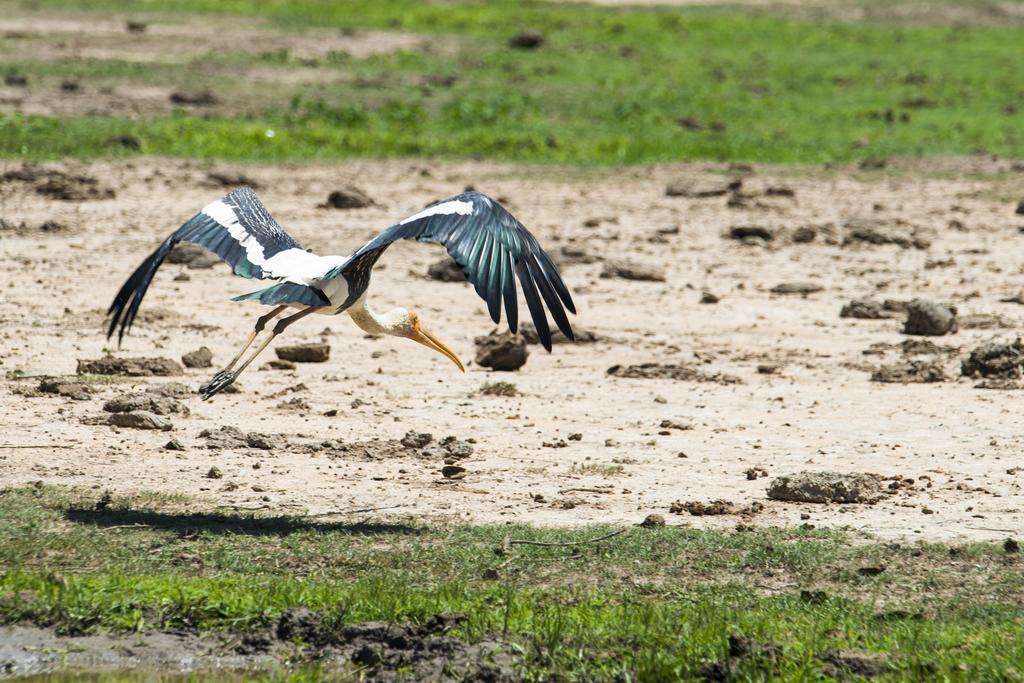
[200,370,236,401]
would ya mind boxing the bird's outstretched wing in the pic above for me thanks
[106,187,328,344]
[333,191,575,350]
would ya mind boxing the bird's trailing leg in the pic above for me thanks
[200,306,322,401]
[222,305,288,374]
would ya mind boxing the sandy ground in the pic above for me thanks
[1,156,1024,542]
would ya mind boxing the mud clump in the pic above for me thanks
[0,218,71,236]
[767,471,884,504]
[841,299,894,319]
[958,313,1015,330]
[670,499,735,516]
[38,378,93,401]
[203,171,260,189]
[549,244,599,267]
[77,356,184,377]
[600,258,666,282]
[108,411,173,431]
[519,321,597,346]
[275,343,330,363]
[843,219,930,250]
[665,176,741,198]
[770,282,823,295]
[321,186,375,209]
[871,360,947,384]
[475,330,528,371]
[903,299,957,336]
[181,347,213,369]
[607,363,742,385]
[103,392,189,416]
[2,165,115,201]
[400,431,433,448]
[728,225,774,241]
[200,426,284,450]
[961,338,1024,379]
[170,90,218,106]
[166,242,220,269]
[426,257,466,282]
[508,31,544,49]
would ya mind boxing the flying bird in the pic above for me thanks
[106,187,576,400]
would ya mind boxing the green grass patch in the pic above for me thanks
[1,486,1023,680]
[3,0,1024,163]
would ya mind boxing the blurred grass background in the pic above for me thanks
[2,0,1024,163]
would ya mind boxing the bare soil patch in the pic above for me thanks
[2,157,1024,541]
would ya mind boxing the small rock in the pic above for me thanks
[103,392,188,416]
[665,177,741,198]
[38,379,92,401]
[401,431,433,448]
[871,361,947,384]
[109,411,173,431]
[441,465,467,479]
[170,90,217,106]
[670,500,735,516]
[1005,538,1020,553]
[181,347,213,368]
[276,343,330,363]
[206,466,223,479]
[639,514,666,528]
[729,225,774,241]
[78,356,184,377]
[165,242,218,268]
[164,439,186,451]
[508,31,544,49]
[903,299,957,336]
[4,72,28,87]
[771,282,823,295]
[60,79,80,93]
[844,219,928,249]
[599,259,666,282]
[125,21,147,33]
[321,186,374,209]
[263,359,296,371]
[745,466,768,480]
[548,245,599,267]
[203,171,259,189]
[962,338,1024,378]
[767,471,884,504]
[840,299,892,319]
[426,258,466,282]
[791,225,817,243]
[659,418,694,431]
[474,330,529,371]
[700,291,720,304]
[958,313,1015,330]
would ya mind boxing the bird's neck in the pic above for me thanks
[347,298,406,337]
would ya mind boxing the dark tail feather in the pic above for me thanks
[106,236,178,345]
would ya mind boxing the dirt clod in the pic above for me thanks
[426,257,466,282]
[607,363,742,385]
[321,186,375,209]
[206,466,223,479]
[203,171,259,189]
[401,431,433,448]
[441,465,467,479]
[108,410,173,431]
[519,321,597,345]
[771,282,823,295]
[767,471,884,504]
[600,258,666,282]
[474,330,528,371]
[38,379,92,401]
[871,360,947,383]
[275,343,330,363]
[700,291,720,304]
[103,392,188,416]
[903,299,957,336]
[729,225,774,241]
[841,299,892,319]
[508,31,544,49]
[640,514,666,528]
[77,356,184,377]
[665,176,740,198]
[962,338,1024,378]
[170,90,218,106]
[670,499,735,515]
[181,347,213,368]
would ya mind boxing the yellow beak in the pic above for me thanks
[410,322,465,372]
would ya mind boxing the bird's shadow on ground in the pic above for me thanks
[64,506,421,537]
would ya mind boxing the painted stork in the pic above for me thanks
[106,187,576,400]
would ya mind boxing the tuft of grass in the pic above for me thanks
[479,381,519,397]
[3,1,1024,163]
[1,486,1023,680]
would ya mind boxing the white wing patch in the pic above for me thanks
[202,199,345,282]
[399,199,474,225]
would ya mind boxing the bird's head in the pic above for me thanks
[398,310,465,372]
